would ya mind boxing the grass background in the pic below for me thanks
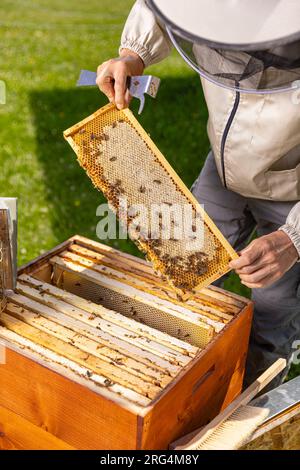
[0,0,298,378]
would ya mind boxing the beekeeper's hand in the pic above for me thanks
[97,49,144,110]
[229,230,298,288]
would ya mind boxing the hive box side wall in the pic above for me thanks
[141,304,253,449]
[18,237,76,275]
[0,404,75,450]
[0,348,138,450]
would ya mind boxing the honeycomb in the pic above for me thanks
[64,104,237,294]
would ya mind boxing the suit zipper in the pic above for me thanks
[220,89,240,188]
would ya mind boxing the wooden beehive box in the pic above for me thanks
[0,235,253,450]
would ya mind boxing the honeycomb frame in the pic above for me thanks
[64,103,238,295]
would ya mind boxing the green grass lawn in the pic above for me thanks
[0,0,298,378]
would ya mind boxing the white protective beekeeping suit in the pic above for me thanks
[120,0,300,256]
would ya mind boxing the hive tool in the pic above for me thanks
[77,70,160,114]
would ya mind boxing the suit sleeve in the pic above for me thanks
[119,0,172,67]
[279,201,300,260]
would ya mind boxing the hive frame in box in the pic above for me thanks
[64,104,238,296]
[0,235,252,450]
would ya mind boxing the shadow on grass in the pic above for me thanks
[29,75,210,255]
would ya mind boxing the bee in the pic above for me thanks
[113,179,125,195]
[86,370,93,378]
[139,185,146,193]
[176,293,184,302]
[175,281,190,289]
[183,350,192,357]
[109,156,117,162]
[104,379,114,387]
[114,357,124,366]
[153,179,162,184]
[128,207,138,218]
[130,306,138,316]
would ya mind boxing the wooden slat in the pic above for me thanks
[17,277,183,373]
[73,236,244,312]
[18,274,197,357]
[1,313,161,400]
[201,285,246,308]
[50,255,214,349]
[67,244,230,326]
[0,405,75,450]
[5,302,172,388]
[58,250,215,330]
[9,290,190,367]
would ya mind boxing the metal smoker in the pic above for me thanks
[0,197,17,308]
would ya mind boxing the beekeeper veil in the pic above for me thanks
[146,0,300,94]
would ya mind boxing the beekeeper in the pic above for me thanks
[97,0,300,389]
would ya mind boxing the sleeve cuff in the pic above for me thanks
[119,41,153,68]
[279,224,300,261]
